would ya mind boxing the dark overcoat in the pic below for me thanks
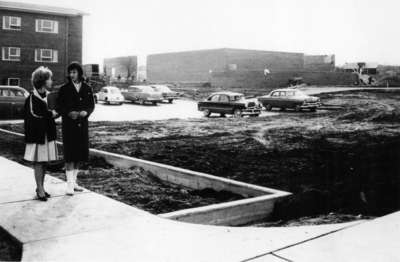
[24,92,57,144]
[56,81,95,162]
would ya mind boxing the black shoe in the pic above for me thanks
[36,189,50,201]
[36,191,48,201]
[44,191,51,198]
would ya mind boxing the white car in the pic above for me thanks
[96,86,124,105]
[120,85,163,105]
[151,85,180,103]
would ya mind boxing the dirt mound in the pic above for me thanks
[337,107,400,123]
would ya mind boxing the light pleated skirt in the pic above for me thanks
[24,136,59,163]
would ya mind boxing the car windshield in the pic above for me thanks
[138,86,155,93]
[153,85,171,92]
[109,89,120,94]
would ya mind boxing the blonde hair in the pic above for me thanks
[31,66,53,89]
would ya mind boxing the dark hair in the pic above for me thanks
[32,66,53,89]
[67,62,84,82]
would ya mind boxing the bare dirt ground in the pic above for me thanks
[81,90,400,223]
[1,89,400,227]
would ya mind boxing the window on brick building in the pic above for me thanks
[35,19,58,33]
[34,49,58,63]
[2,16,21,30]
[7,78,20,86]
[1,47,21,61]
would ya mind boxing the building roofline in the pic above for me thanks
[103,56,138,61]
[0,1,89,16]
[342,62,379,69]
[147,48,304,57]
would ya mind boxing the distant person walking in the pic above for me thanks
[24,67,60,201]
[57,62,95,195]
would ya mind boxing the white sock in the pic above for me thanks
[66,170,74,182]
[66,170,74,194]
[73,169,79,185]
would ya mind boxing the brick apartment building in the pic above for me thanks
[0,1,86,89]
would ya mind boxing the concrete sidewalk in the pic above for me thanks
[273,211,400,262]
[0,156,397,261]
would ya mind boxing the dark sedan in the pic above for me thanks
[0,86,28,119]
[198,92,261,117]
[258,89,321,112]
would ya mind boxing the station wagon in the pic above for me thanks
[258,89,321,112]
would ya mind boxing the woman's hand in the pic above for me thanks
[51,110,59,118]
[79,111,88,118]
[68,111,79,120]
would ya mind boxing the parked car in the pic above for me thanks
[258,89,321,112]
[198,92,261,117]
[0,86,28,119]
[151,85,180,103]
[95,86,124,105]
[120,85,163,105]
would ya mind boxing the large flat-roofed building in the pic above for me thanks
[0,1,87,89]
[304,54,335,72]
[103,56,138,82]
[147,48,305,83]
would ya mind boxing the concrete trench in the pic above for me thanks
[0,127,291,226]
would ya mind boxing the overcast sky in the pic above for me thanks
[10,0,400,66]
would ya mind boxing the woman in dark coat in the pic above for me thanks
[24,66,59,201]
[56,62,95,195]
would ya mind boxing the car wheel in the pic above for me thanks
[280,107,286,111]
[295,105,302,112]
[105,98,110,105]
[140,99,145,105]
[203,109,211,117]
[220,113,226,118]
[233,109,242,118]
[264,104,272,111]
[168,99,173,103]
[152,101,158,106]
[310,107,317,112]
[250,114,259,117]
